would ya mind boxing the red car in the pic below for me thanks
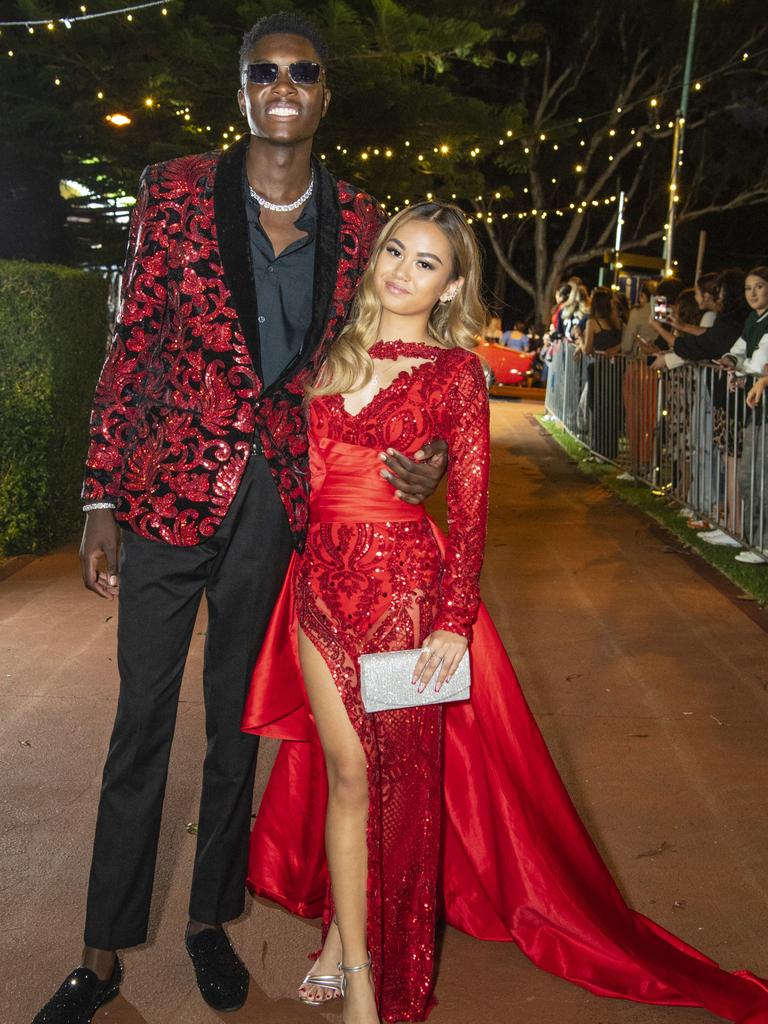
[475,339,539,388]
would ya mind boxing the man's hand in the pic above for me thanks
[79,509,121,599]
[378,438,449,505]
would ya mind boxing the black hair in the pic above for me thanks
[675,288,700,327]
[639,279,656,302]
[714,268,748,322]
[590,286,614,321]
[614,291,630,323]
[696,271,719,295]
[655,276,684,302]
[239,11,329,74]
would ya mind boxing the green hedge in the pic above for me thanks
[0,260,108,556]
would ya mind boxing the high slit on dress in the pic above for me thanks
[242,340,768,1023]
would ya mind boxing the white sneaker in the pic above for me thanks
[677,507,695,518]
[698,530,742,547]
[735,550,767,564]
[616,472,634,481]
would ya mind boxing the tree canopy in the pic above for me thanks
[2,0,766,319]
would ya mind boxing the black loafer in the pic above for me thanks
[32,958,122,1024]
[185,926,249,1012]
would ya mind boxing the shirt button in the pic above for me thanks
[267,266,275,273]
[258,315,266,323]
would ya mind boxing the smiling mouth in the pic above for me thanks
[266,105,301,117]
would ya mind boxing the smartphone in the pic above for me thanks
[651,295,672,322]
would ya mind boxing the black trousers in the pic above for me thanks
[84,455,294,949]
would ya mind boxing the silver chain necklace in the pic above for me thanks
[248,171,314,212]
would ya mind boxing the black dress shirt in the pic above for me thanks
[244,178,317,389]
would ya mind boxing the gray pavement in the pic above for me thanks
[1,399,767,1024]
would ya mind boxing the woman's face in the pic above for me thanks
[695,285,715,311]
[745,275,768,313]
[373,219,461,317]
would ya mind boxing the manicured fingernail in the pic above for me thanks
[387,448,394,455]
[108,575,117,586]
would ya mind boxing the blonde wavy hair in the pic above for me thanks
[309,202,486,397]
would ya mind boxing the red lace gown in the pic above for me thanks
[242,340,768,1023]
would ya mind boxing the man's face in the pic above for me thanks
[237,33,330,145]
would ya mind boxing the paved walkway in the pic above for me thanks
[2,400,768,1024]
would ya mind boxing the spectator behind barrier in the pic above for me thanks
[718,267,768,378]
[621,279,657,355]
[653,269,747,367]
[696,272,719,328]
[579,287,622,355]
[558,284,590,342]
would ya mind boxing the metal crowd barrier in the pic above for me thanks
[544,343,767,557]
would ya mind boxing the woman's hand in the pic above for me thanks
[379,439,448,505]
[650,354,667,371]
[727,373,746,393]
[411,630,468,693]
[715,354,738,369]
[746,377,768,408]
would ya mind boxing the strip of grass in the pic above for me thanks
[538,414,768,608]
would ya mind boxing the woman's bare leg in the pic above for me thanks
[298,627,378,1023]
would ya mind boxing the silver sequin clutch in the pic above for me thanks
[360,648,471,713]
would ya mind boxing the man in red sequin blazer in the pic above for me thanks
[35,13,446,1024]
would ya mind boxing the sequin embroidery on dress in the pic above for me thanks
[294,340,490,1022]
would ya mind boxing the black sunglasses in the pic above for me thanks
[246,61,323,86]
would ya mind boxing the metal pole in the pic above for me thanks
[694,228,707,282]
[613,190,626,288]
[663,0,700,276]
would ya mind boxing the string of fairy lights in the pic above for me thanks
[0,0,175,32]
[3,5,765,221]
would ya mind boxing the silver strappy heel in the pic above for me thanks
[338,953,373,997]
[298,920,343,1006]
[298,965,343,1006]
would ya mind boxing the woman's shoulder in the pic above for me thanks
[437,347,489,392]
[438,345,484,369]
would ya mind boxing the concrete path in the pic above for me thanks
[2,399,767,1024]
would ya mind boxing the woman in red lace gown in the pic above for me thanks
[242,204,768,1024]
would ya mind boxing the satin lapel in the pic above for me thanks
[213,138,262,377]
[302,156,342,368]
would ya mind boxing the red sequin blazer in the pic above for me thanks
[81,141,383,548]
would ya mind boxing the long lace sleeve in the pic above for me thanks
[433,353,491,638]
